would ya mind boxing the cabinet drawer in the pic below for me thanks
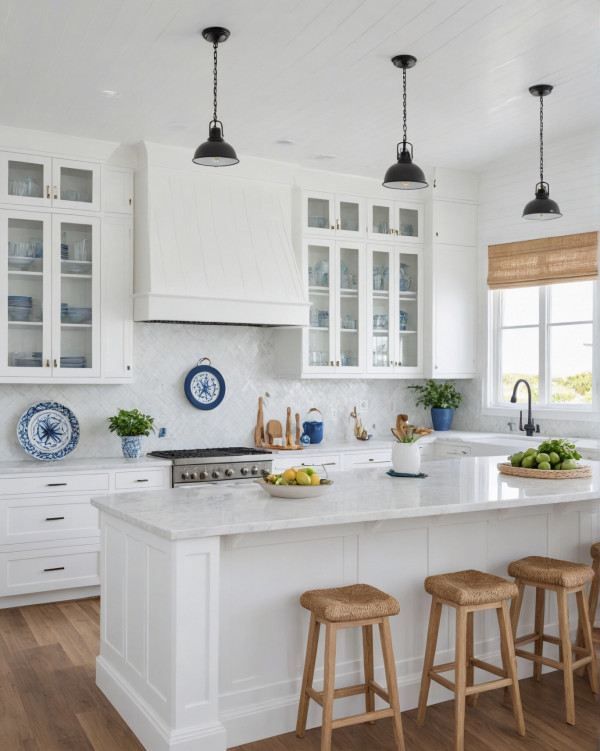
[0,496,98,545]
[0,545,99,596]
[0,472,110,497]
[272,454,340,473]
[435,445,471,458]
[342,451,392,470]
[114,468,168,490]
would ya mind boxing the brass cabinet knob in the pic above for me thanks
[46,185,50,199]
[53,186,58,200]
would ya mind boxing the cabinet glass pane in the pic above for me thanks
[339,246,359,366]
[60,167,94,205]
[7,218,44,367]
[397,253,418,367]
[8,160,44,199]
[307,244,331,366]
[307,197,329,230]
[371,250,391,367]
[60,222,93,369]
[339,201,359,232]
[371,204,391,236]
[398,207,418,238]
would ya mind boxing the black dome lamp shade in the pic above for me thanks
[383,55,428,190]
[522,84,561,220]
[193,27,239,167]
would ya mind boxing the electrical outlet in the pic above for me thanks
[359,399,369,410]
[331,408,337,418]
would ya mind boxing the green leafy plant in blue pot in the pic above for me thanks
[408,380,463,431]
[108,408,155,458]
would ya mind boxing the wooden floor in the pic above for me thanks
[0,598,597,751]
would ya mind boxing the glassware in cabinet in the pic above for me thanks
[337,243,361,369]
[53,159,100,211]
[0,153,52,207]
[368,247,393,372]
[302,191,364,239]
[306,242,334,370]
[395,249,422,371]
[367,199,423,243]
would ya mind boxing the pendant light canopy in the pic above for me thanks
[522,84,561,220]
[383,55,428,190]
[193,27,239,167]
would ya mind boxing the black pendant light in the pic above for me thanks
[522,84,561,220]
[193,27,239,167]
[383,55,428,190]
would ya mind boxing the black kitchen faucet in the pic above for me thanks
[510,379,540,437]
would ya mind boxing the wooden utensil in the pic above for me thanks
[254,396,265,447]
[391,427,404,442]
[295,412,300,445]
[266,419,282,445]
[396,414,409,432]
[285,407,292,447]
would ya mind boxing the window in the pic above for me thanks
[492,280,595,407]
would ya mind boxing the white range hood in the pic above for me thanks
[133,143,308,326]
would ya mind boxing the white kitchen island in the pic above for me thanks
[91,457,600,751]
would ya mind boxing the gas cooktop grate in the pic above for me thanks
[148,447,272,460]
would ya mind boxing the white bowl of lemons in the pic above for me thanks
[254,466,333,499]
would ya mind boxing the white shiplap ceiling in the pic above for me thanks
[0,0,598,177]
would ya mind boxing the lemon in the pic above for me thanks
[282,468,297,482]
[310,474,320,485]
[296,471,311,486]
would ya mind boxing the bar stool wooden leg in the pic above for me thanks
[454,606,468,751]
[465,610,478,707]
[379,617,406,751]
[362,624,375,723]
[509,581,524,635]
[556,588,575,725]
[575,588,598,694]
[320,622,337,751]
[417,596,443,726]
[296,614,320,738]
[497,601,526,736]
[533,587,545,681]
[589,556,599,631]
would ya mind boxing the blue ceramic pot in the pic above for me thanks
[121,435,142,458]
[431,408,454,431]
[302,420,323,444]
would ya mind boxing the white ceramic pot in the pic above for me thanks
[392,442,421,475]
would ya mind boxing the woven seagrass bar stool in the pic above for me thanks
[507,555,598,725]
[417,569,525,751]
[588,543,600,632]
[296,583,405,751]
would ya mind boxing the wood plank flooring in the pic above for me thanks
[0,598,597,750]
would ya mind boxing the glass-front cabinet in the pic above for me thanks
[304,239,364,373]
[302,191,365,239]
[366,198,423,243]
[0,153,100,211]
[0,210,100,378]
[366,244,423,375]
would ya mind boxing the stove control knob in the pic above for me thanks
[212,470,220,479]
[240,467,249,476]
[181,472,190,480]
[250,466,259,475]
[190,472,197,480]
[225,468,235,477]
[199,471,208,480]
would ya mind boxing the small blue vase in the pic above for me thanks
[431,408,454,431]
[121,436,142,458]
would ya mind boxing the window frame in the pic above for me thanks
[484,280,599,420]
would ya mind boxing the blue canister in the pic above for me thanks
[301,407,324,444]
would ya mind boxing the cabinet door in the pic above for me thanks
[433,201,477,246]
[394,201,424,243]
[52,215,100,377]
[367,199,395,241]
[102,167,133,214]
[101,217,133,378]
[393,247,423,374]
[334,194,364,239]
[0,152,52,208]
[431,244,476,376]
[366,245,394,374]
[0,210,52,377]
[305,240,336,372]
[52,158,101,212]
[335,242,364,372]
[303,191,335,236]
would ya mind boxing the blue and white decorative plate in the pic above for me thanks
[17,402,80,461]
[184,358,226,410]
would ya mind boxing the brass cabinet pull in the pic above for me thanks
[330,360,334,366]
[53,186,58,200]
[46,185,50,199]
[336,360,340,366]
[47,482,67,487]
[129,198,132,205]
[127,365,131,370]
[45,516,65,521]
[45,359,50,367]
[44,566,65,572]
[336,219,340,230]
[54,359,58,367]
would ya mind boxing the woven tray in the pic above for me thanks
[497,462,592,480]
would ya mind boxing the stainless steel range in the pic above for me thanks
[147,447,273,487]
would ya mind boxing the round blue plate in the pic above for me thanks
[184,359,226,410]
[17,401,80,461]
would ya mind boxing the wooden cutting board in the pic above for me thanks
[266,420,282,445]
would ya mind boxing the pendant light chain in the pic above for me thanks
[538,93,544,184]
[212,40,219,124]
[402,67,407,147]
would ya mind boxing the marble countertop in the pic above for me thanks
[91,456,600,541]
[0,455,172,475]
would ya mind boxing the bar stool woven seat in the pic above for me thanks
[425,569,518,606]
[508,556,594,588]
[300,583,400,621]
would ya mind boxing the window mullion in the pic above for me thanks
[539,286,547,405]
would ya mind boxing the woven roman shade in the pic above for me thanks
[487,232,598,289]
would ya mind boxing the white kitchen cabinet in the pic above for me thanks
[366,244,423,376]
[301,190,365,239]
[434,443,471,459]
[0,152,101,212]
[432,168,479,203]
[366,198,424,243]
[341,449,391,470]
[271,453,341,474]
[432,201,477,246]
[102,166,133,214]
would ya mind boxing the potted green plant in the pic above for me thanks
[408,380,463,431]
[107,408,155,458]
[391,417,433,474]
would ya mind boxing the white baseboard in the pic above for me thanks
[0,585,99,609]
